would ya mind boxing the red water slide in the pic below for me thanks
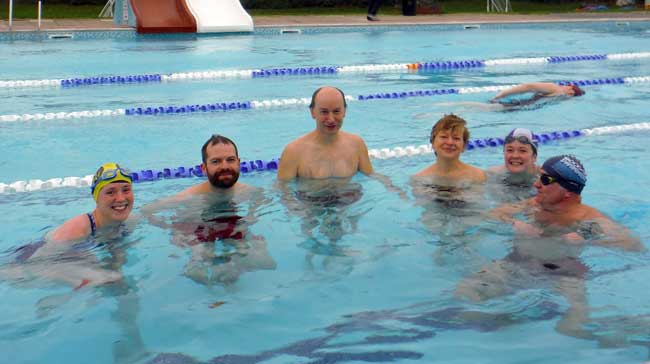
[129,0,197,33]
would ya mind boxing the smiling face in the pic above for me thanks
[432,127,465,160]
[503,140,537,174]
[201,142,241,189]
[310,87,346,135]
[95,182,133,224]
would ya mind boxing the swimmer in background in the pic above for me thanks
[486,128,539,202]
[490,82,585,106]
[142,135,275,286]
[456,155,643,339]
[419,82,585,114]
[3,162,135,289]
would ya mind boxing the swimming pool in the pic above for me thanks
[2,21,650,364]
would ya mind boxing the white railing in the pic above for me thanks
[99,0,115,18]
[8,0,13,30]
[37,0,42,31]
[487,0,511,12]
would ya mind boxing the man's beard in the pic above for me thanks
[207,169,240,189]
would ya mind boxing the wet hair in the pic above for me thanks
[570,84,585,97]
[429,114,470,146]
[201,134,239,163]
[309,86,347,109]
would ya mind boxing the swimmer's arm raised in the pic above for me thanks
[277,143,299,181]
[491,83,557,102]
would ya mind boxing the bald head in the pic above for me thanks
[309,86,347,109]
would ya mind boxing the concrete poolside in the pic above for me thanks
[0,12,648,32]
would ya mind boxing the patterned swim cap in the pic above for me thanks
[541,155,587,194]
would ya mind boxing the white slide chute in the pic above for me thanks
[185,0,254,33]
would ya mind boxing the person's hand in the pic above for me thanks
[512,220,543,237]
[562,232,585,244]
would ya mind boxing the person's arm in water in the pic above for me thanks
[491,83,561,102]
[357,137,374,175]
[489,198,543,236]
[565,216,644,252]
[277,142,300,181]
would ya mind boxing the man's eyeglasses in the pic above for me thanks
[539,173,558,186]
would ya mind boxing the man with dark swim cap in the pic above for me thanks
[488,154,640,248]
[457,154,642,341]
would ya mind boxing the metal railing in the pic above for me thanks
[7,0,43,31]
[8,0,13,30]
[487,0,511,13]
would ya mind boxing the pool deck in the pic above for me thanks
[0,12,648,32]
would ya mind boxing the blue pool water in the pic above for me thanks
[2,22,650,364]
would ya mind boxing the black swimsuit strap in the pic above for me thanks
[87,212,97,237]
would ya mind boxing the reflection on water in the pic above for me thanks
[149,298,563,364]
[153,193,277,287]
[281,178,369,279]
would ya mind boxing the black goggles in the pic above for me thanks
[539,173,558,186]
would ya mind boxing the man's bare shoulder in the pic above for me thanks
[581,204,607,220]
[339,131,365,144]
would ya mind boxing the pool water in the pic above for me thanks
[2,23,650,364]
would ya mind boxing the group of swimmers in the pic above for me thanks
[13,85,642,292]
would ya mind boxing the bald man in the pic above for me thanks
[278,86,374,180]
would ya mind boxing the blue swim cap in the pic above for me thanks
[541,155,587,194]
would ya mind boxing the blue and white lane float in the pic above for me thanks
[2,75,650,123]
[1,122,649,194]
[1,51,650,89]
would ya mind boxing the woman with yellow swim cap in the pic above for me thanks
[49,162,134,243]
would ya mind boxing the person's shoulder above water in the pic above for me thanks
[413,113,486,185]
[278,85,373,181]
[414,163,486,184]
[49,162,134,245]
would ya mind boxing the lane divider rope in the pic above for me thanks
[1,52,649,90]
[2,76,649,123]
[2,122,649,194]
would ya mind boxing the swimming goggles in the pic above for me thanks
[539,173,558,186]
[91,164,132,188]
[504,135,535,146]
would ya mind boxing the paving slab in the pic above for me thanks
[0,12,648,33]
